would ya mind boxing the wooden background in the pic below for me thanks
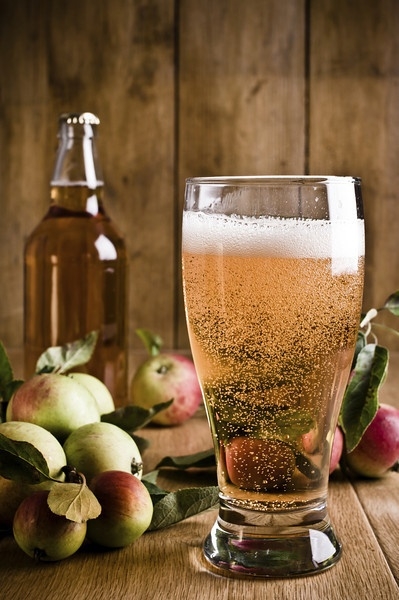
[1,0,399,369]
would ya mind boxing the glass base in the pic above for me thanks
[203,502,342,578]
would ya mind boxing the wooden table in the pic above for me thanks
[1,354,399,600]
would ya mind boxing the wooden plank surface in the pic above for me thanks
[1,3,399,595]
[309,0,399,346]
[1,412,399,600]
[1,0,399,357]
[0,0,177,352]
[177,0,306,346]
[1,350,399,598]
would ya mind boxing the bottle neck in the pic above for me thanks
[50,115,105,215]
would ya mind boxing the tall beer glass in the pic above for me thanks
[182,176,364,577]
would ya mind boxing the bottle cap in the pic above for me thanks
[60,112,100,125]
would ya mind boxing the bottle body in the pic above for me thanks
[24,114,128,406]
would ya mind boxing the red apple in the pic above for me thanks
[130,352,203,426]
[6,373,100,441]
[87,470,153,548]
[224,436,296,492]
[346,403,399,478]
[301,423,322,454]
[13,490,87,561]
[329,427,344,474]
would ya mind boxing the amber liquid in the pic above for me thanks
[24,185,128,406]
[182,212,364,510]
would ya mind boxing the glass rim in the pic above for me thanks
[185,175,361,186]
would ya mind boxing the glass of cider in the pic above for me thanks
[182,176,365,578]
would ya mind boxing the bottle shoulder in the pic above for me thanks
[25,211,126,256]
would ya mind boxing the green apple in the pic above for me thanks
[13,490,87,561]
[0,476,31,530]
[87,470,153,548]
[0,421,67,481]
[68,373,115,415]
[0,421,68,528]
[63,421,143,482]
[6,373,101,442]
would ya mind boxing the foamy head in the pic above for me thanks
[182,211,365,274]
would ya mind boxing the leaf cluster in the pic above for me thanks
[0,332,217,531]
[339,290,399,451]
[0,435,219,531]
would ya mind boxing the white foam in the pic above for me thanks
[182,211,365,274]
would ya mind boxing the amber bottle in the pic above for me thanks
[24,112,128,405]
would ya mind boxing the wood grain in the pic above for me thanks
[1,350,399,599]
[0,0,177,354]
[1,413,399,600]
[177,0,306,346]
[309,0,399,345]
[1,0,399,358]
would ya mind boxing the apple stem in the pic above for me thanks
[135,329,163,357]
[33,548,47,562]
[131,457,143,477]
[62,466,86,485]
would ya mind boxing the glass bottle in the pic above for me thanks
[24,112,128,406]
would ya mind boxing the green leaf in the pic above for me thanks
[101,400,173,431]
[135,329,163,357]
[0,342,24,421]
[35,331,99,374]
[141,470,159,485]
[156,448,216,470]
[47,480,102,523]
[271,410,314,439]
[0,342,13,389]
[339,344,388,452]
[141,474,169,506]
[353,330,367,368]
[383,290,399,316]
[147,486,219,531]
[0,433,53,484]
[131,433,151,454]
[1,380,25,423]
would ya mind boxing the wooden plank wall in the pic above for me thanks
[1,0,399,361]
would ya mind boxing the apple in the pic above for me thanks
[0,476,31,530]
[68,372,115,415]
[301,423,322,455]
[87,470,153,548]
[329,427,344,474]
[130,352,203,426]
[224,436,296,491]
[345,403,399,478]
[0,421,67,482]
[63,421,143,482]
[6,373,101,442]
[0,421,67,528]
[13,490,87,561]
